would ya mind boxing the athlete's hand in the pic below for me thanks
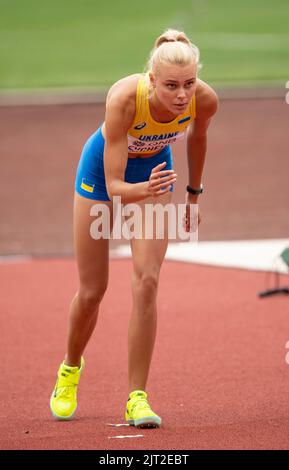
[147,162,177,197]
[183,192,201,232]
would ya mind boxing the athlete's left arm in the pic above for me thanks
[186,82,218,201]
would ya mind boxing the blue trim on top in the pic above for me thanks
[178,116,191,125]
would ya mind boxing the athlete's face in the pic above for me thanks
[150,62,197,115]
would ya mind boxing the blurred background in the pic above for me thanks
[0,0,288,256]
[1,0,288,88]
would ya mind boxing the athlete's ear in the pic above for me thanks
[149,72,156,88]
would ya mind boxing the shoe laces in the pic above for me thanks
[130,397,151,413]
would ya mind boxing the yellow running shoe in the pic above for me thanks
[50,357,84,420]
[125,390,161,428]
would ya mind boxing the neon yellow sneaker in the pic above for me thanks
[50,357,84,420]
[125,390,161,428]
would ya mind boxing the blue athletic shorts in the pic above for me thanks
[75,125,174,201]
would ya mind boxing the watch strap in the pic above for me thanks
[186,184,203,195]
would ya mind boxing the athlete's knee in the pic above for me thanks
[133,270,159,300]
[77,285,107,314]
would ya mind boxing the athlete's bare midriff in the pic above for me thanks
[101,123,161,159]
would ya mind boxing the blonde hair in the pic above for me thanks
[146,29,202,75]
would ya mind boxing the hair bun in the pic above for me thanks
[155,29,191,49]
[146,28,201,74]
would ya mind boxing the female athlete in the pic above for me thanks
[50,28,218,428]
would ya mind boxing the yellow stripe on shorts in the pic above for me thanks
[81,181,94,193]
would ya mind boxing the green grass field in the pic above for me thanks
[0,0,288,90]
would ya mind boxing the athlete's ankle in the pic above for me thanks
[64,354,82,368]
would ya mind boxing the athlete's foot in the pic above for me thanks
[125,390,161,428]
[50,357,84,420]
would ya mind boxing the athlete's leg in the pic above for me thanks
[126,191,172,391]
[65,192,113,367]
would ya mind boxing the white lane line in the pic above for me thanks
[111,239,289,273]
[1,239,288,274]
[108,435,144,439]
[106,423,130,427]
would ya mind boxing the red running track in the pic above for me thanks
[1,257,289,450]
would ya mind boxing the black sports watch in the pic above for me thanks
[186,184,203,195]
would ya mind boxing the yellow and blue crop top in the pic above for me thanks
[127,73,196,154]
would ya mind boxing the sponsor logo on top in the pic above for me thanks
[134,122,147,130]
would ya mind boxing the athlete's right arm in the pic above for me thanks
[104,91,151,203]
[104,88,176,203]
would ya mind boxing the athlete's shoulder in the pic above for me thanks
[195,79,219,118]
[104,74,144,134]
[105,73,144,109]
